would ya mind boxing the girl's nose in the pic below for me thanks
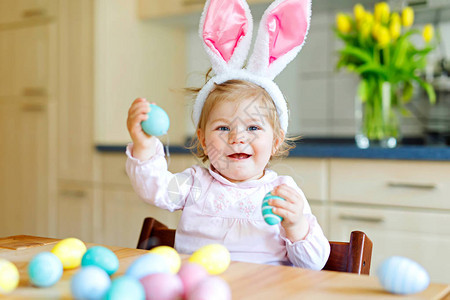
[228,128,245,144]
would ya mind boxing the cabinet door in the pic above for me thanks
[309,202,328,237]
[57,0,94,182]
[56,185,94,242]
[11,24,55,98]
[329,205,450,284]
[270,158,328,201]
[0,100,51,237]
[102,188,182,248]
[0,0,57,25]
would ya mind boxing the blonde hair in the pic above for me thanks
[188,79,298,163]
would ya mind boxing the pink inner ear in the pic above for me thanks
[203,0,248,63]
[267,0,309,65]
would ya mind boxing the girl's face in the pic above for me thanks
[197,96,283,183]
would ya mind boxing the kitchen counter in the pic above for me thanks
[96,138,450,161]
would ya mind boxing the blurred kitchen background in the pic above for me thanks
[0,0,449,283]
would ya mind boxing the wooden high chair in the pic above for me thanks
[137,217,373,275]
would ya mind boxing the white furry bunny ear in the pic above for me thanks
[199,0,253,74]
[247,0,312,80]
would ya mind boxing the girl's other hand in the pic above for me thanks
[270,184,310,242]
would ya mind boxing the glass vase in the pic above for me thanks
[355,81,400,149]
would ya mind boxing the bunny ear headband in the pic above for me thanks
[193,0,312,133]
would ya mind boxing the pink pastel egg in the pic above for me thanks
[187,276,231,300]
[177,263,209,297]
[140,273,183,300]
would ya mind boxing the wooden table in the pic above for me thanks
[0,235,449,299]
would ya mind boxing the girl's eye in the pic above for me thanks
[248,126,260,131]
[217,126,230,131]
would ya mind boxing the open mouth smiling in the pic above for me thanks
[227,153,251,160]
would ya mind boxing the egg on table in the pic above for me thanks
[81,246,119,276]
[28,252,63,287]
[51,237,87,269]
[0,259,19,294]
[148,246,181,274]
[126,253,171,280]
[189,244,230,275]
[140,273,184,300]
[187,276,231,300]
[104,276,145,300]
[71,266,111,300]
[377,256,430,294]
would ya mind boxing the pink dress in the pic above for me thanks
[126,139,330,270]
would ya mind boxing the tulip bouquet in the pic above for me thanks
[335,2,436,147]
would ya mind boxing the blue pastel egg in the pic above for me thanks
[104,276,145,300]
[28,252,63,287]
[71,266,111,300]
[126,253,170,280]
[377,256,430,294]
[262,192,285,225]
[81,246,119,276]
[141,104,170,136]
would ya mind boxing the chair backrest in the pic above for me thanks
[137,217,373,275]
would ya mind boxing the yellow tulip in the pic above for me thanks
[376,26,391,47]
[389,13,401,40]
[402,7,414,27]
[422,24,434,42]
[336,13,352,34]
[360,20,372,39]
[375,2,390,24]
[354,4,365,22]
[364,11,374,24]
[372,22,382,40]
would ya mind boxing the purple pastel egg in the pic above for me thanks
[187,276,231,300]
[177,263,209,297]
[140,273,184,300]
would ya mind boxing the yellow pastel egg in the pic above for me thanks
[0,259,19,294]
[148,246,181,274]
[189,244,230,275]
[51,238,87,269]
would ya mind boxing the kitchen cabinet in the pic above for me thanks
[0,22,56,98]
[0,2,57,238]
[0,99,56,237]
[0,0,57,26]
[328,159,450,284]
[56,0,95,182]
[56,183,97,243]
[330,204,450,284]
[138,0,272,19]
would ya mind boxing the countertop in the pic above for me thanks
[96,138,450,161]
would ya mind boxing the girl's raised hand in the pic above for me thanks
[269,184,310,242]
[126,98,157,161]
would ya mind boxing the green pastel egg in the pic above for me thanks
[262,192,285,225]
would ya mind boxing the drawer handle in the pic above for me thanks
[60,190,86,198]
[23,87,47,97]
[21,102,46,112]
[182,0,204,6]
[387,181,436,190]
[22,8,46,18]
[339,215,384,223]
